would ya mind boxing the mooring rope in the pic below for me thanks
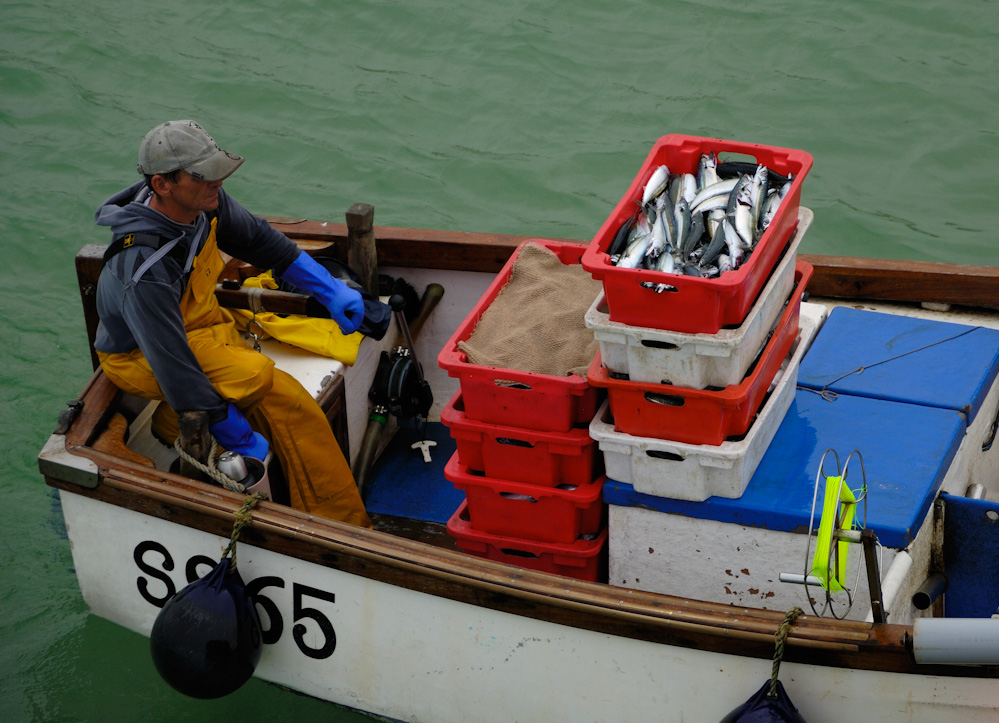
[221,492,267,569]
[173,437,246,492]
[769,606,805,699]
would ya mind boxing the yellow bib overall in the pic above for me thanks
[98,220,371,527]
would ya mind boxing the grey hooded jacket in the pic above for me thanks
[93,181,300,424]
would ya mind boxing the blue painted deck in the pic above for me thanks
[363,422,465,524]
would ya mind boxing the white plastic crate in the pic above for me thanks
[589,303,825,501]
[584,209,810,389]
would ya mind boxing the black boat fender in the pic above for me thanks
[149,494,265,698]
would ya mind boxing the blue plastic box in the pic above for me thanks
[796,307,999,426]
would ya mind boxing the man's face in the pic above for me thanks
[151,170,223,224]
[167,171,223,215]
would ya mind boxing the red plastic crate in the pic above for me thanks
[586,261,812,445]
[581,134,813,334]
[444,453,606,543]
[438,239,603,432]
[441,390,602,487]
[447,500,608,582]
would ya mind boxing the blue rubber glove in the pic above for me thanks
[279,252,365,335]
[209,403,270,461]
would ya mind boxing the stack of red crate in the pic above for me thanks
[438,239,608,582]
[579,135,814,500]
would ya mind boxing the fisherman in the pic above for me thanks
[93,119,372,527]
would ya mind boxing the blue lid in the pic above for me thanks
[796,307,999,425]
[603,390,966,549]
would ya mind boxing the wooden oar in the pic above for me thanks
[214,284,331,318]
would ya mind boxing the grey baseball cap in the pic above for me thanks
[137,120,244,182]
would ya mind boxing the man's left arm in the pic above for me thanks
[215,191,365,334]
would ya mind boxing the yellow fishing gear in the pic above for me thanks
[228,270,364,365]
[810,474,857,592]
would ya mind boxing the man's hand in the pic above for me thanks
[278,252,365,334]
[209,403,270,461]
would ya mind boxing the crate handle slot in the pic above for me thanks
[501,548,540,559]
[640,339,679,350]
[497,437,535,448]
[499,492,538,503]
[494,379,532,390]
[646,450,684,462]
[644,392,686,407]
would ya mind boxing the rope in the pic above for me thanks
[799,327,979,402]
[768,606,804,699]
[221,492,267,569]
[173,437,246,493]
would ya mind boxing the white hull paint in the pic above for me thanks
[61,490,999,722]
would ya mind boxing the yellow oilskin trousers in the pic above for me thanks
[98,219,372,528]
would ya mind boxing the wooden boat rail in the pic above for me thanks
[75,215,999,368]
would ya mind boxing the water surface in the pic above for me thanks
[1,1,996,720]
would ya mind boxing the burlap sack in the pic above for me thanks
[458,242,602,377]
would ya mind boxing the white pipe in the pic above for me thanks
[865,550,912,623]
[913,618,999,665]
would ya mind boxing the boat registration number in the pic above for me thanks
[133,539,338,660]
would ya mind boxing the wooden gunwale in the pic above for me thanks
[76,217,999,369]
[263,217,999,310]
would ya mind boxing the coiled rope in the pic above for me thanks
[173,437,246,493]
[769,606,804,699]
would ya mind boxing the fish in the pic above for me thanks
[642,165,670,207]
[689,191,730,217]
[681,210,705,262]
[679,173,699,205]
[651,245,677,274]
[698,217,730,268]
[645,205,670,260]
[698,152,719,190]
[607,214,637,258]
[731,180,755,248]
[749,165,769,235]
[761,180,791,230]
[615,214,652,268]
[689,177,739,214]
[722,218,746,267]
[673,198,691,259]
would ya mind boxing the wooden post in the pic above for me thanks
[178,410,212,482]
[345,203,378,296]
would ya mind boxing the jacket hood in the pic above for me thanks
[94,181,195,238]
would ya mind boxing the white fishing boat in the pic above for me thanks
[40,139,999,721]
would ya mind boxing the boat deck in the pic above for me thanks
[364,420,462,549]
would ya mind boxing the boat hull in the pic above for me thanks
[60,489,999,722]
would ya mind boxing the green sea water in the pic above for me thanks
[1,1,996,721]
